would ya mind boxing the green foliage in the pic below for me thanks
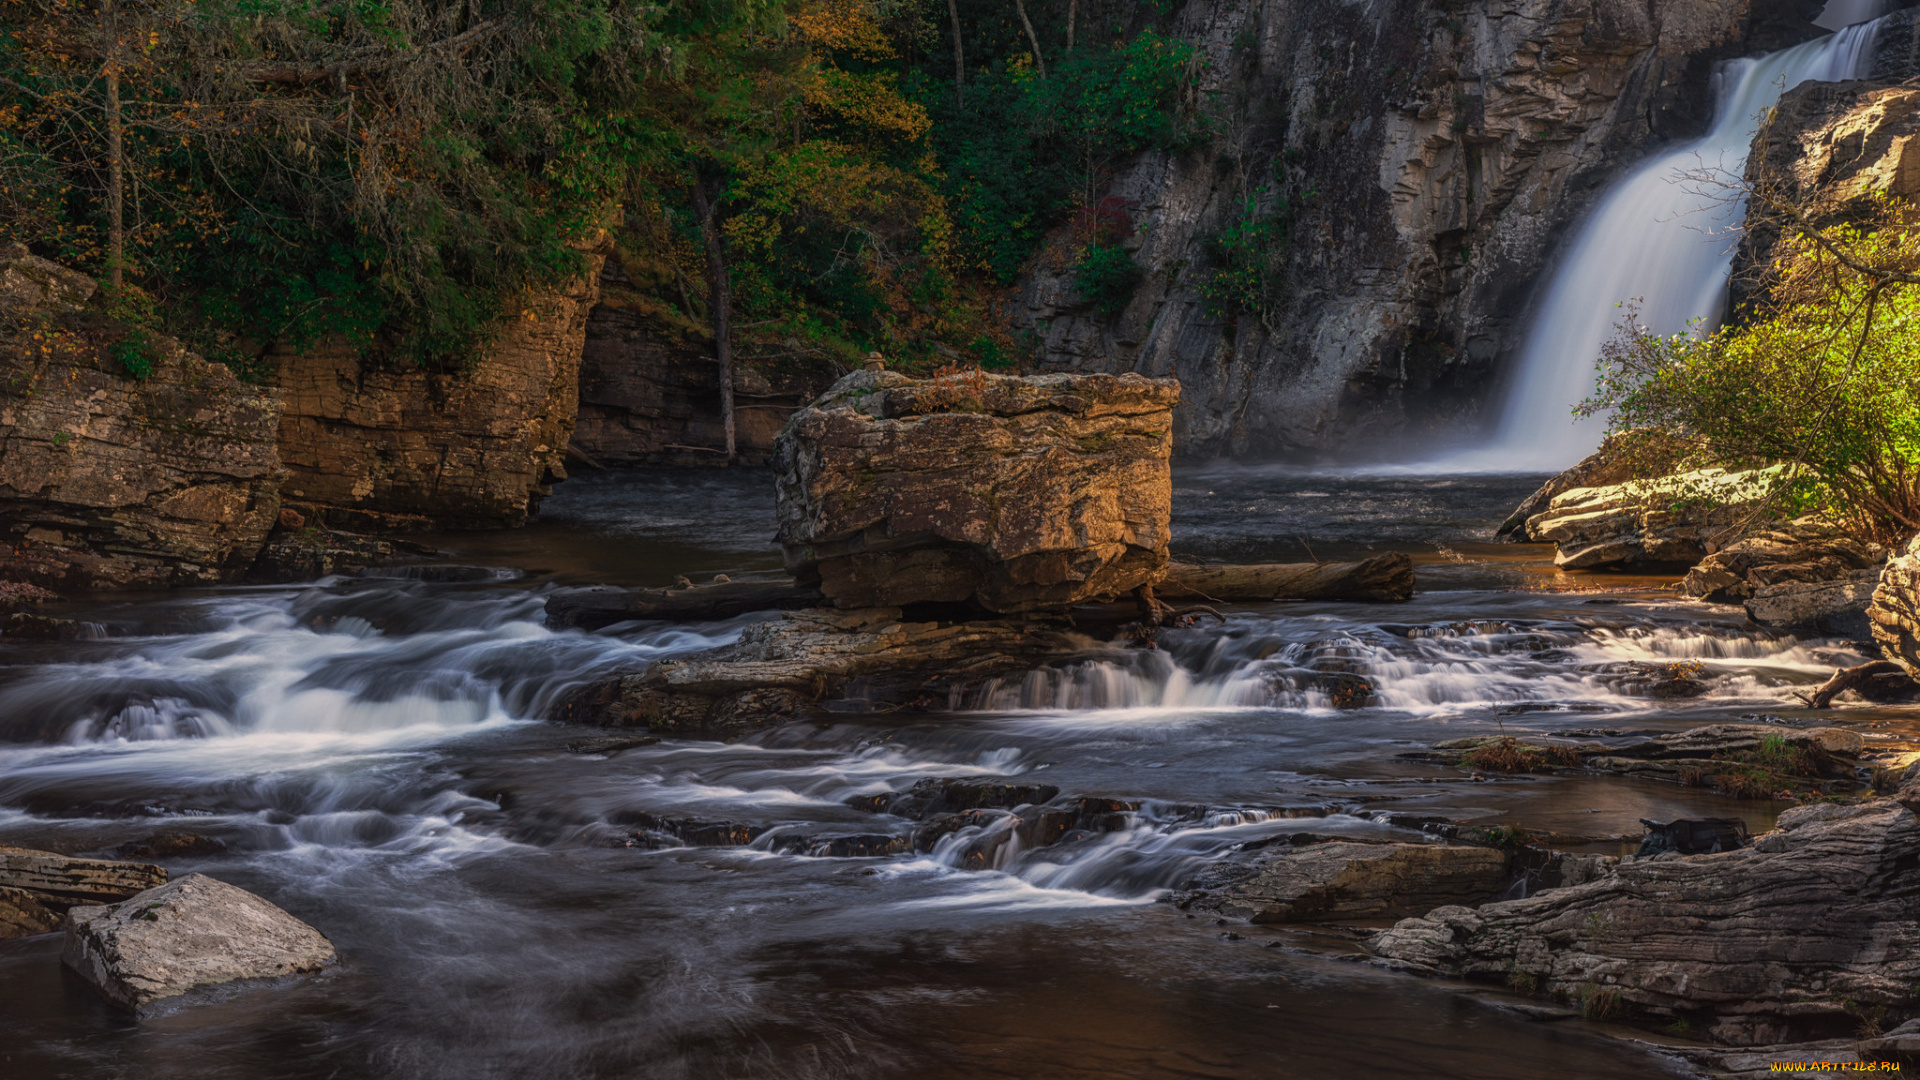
[1074,242,1141,315]
[1583,216,1920,541]
[1198,189,1290,320]
[111,328,159,379]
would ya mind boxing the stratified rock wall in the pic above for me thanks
[1008,0,1822,457]
[572,254,838,466]
[1870,536,1920,674]
[0,249,284,589]
[775,369,1178,612]
[272,247,606,529]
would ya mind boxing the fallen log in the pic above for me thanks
[545,574,824,631]
[0,846,166,907]
[1794,660,1920,709]
[1155,553,1413,603]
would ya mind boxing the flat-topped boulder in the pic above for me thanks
[774,369,1178,613]
[62,873,336,1012]
[1520,467,1778,570]
[1174,840,1514,924]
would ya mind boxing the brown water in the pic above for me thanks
[0,466,1901,1079]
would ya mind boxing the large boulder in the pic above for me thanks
[1369,800,1920,1045]
[0,248,284,590]
[774,369,1178,612]
[62,873,336,1012]
[1521,467,1777,570]
[1870,535,1920,675]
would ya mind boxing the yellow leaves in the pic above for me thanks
[804,67,930,143]
[789,0,895,60]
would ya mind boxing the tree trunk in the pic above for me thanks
[1067,0,1076,52]
[689,181,735,460]
[1013,0,1046,78]
[947,0,965,103]
[102,0,123,294]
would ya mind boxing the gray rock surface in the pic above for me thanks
[1870,536,1920,676]
[1522,468,1775,569]
[1369,799,1920,1045]
[1004,0,1811,456]
[62,873,336,1011]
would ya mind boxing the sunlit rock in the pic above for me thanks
[774,369,1178,612]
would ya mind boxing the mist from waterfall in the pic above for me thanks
[1436,8,1887,472]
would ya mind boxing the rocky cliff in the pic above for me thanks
[0,248,284,590]
[571,254,839,467]
[1007,0,1831,458]
[272,247,607,529]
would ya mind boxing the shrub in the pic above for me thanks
[1198,190,1291,322]
[110,329,158,379]
[1074,242,1143,315]
[1459,737,1582,774]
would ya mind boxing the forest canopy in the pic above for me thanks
[0,0,1201,373]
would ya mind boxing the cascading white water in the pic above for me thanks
[1447,11,1887,471]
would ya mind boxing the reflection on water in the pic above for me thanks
[0,466,1885,1078]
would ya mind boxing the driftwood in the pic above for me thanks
[1794,660,1920,709]
[0,846,166,908]
[544,575,823,631]
[1155,553,1414,603]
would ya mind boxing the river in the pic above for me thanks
[0,467,1884,1079]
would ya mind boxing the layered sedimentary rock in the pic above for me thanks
[1369,799,1920,1045]
[63,873,336,1012]
[571,254,838,466]
[1007,0,1816,456]
[1175,840,1514,924]
[548,606,1091,737]
[271,246,606,529]
[0,247,284,589]
[1870,536,1920,675]
[0,843,168,941]
[774,369,1178,612]
[1680,517,1889,634]
[1521,467,1775,569]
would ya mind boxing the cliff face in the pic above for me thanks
[1007,0,1824,458]
[0,248,283,589]
[272,248,607,529]
[571,255,839,467]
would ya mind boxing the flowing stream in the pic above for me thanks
[1444,5,1891,471]
[1,468,1902,1079]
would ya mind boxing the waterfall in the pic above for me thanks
[1445,10,1887,472]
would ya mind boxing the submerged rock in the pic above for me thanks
[774,369,1178,612]
[1368,800,1920,1045]
[0,885,60,937]
[1175,841,1513,924]
[62,873,336,1012]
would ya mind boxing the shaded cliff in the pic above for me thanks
[1005,0,1832,458]
[0,248,283,589]
[273,246,608,530]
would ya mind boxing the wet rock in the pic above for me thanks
[0,255,284,591]
[1636,817,1748,856]
[848,777,1062,818]
[544,574,823,631]
[1606,723,1862,762]
[767,833,912,859]
[1368,800,1920,1045]
[0,844,167,907]
[774,369,1178,613]
[114,833,228,860]
[623,813,765,847]
[62,873,337,1012]
[0,885,61,938]
[1522,468,1777,570]
[1870,535,1920,677]
[1175,841,1513,924]
[564,734,660,755]
[1680,516,1886,613]
[247,526,442,583]
[269,238,606,529]
[1155,555,1415,603]
[3,610,92,641]
[547,607,1088,738]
